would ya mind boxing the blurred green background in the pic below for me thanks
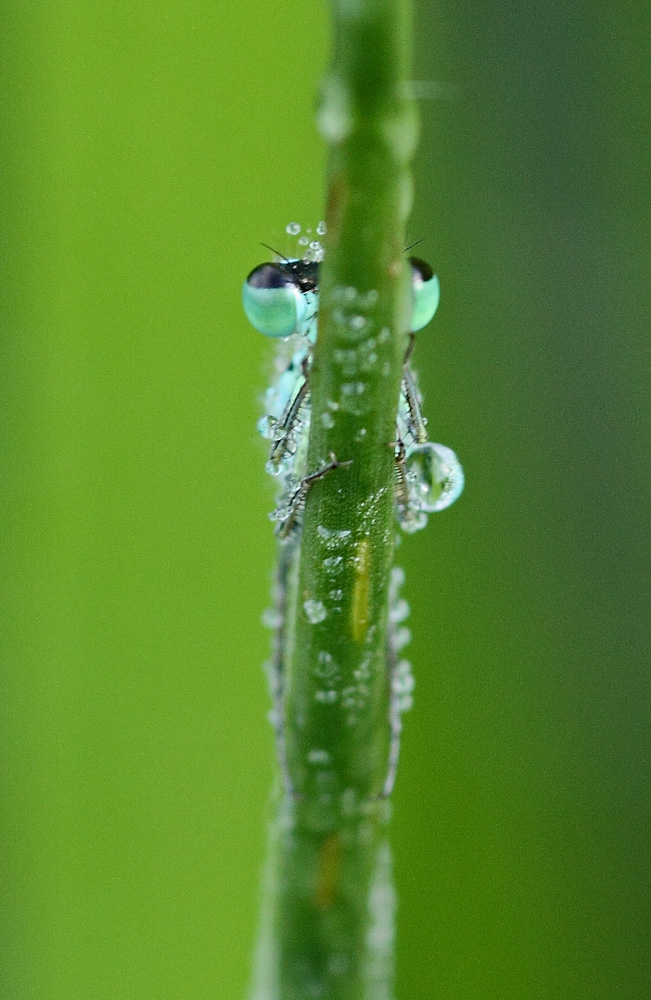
[1,2,649,998]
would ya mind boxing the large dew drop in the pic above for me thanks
[406,442,464,512]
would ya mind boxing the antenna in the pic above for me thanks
[260,242,290,264]
[403,239,424,254]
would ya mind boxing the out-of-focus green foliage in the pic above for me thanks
[1,3,648,999]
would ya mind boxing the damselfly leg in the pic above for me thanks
[271,452,353,542]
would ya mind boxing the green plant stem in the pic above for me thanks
[252,1,417,997]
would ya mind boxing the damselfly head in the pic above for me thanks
[243,251,439,340]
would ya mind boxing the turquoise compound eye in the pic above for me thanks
[242,263,307,338]
[409,256,440,332]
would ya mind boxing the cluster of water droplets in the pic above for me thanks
[383,564,415,796]
[284,221,326,261]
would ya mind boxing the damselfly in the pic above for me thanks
[242,230,463,539]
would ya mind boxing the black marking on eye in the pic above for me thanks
[246,262,294,290]
[409,256,434,282]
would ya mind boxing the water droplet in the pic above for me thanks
[342,686,360,709]
[406,442,464,512]
[316,221,327,235]
[389,598,410,624]
[340,381,368,414]
[315,688,338,704]
[342,380,366,395]
[355,427,367,442]
[350,314,366,331]
[267,707,281,729]
[262,659,281,699]
[286,222,301,235]
[298,235,310,246]
[395,506,428,533]
[261,607,283,628]
[323,555,343,571]
[393,627,411,651]
[317,524,352,547]
[308,749,332,765]
[392,659,415,696]
[333,347,359,376]
[265,458,284,477]
[361,351,378,371]
[329,588,343,601]
[315,650,339,680]
[257,414,280,440]
[321,411,335,429]
[354,658,371,682]
[304,599,327,624]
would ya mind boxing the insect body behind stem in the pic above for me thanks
[244,248,463,534]
[244,237,463,794]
